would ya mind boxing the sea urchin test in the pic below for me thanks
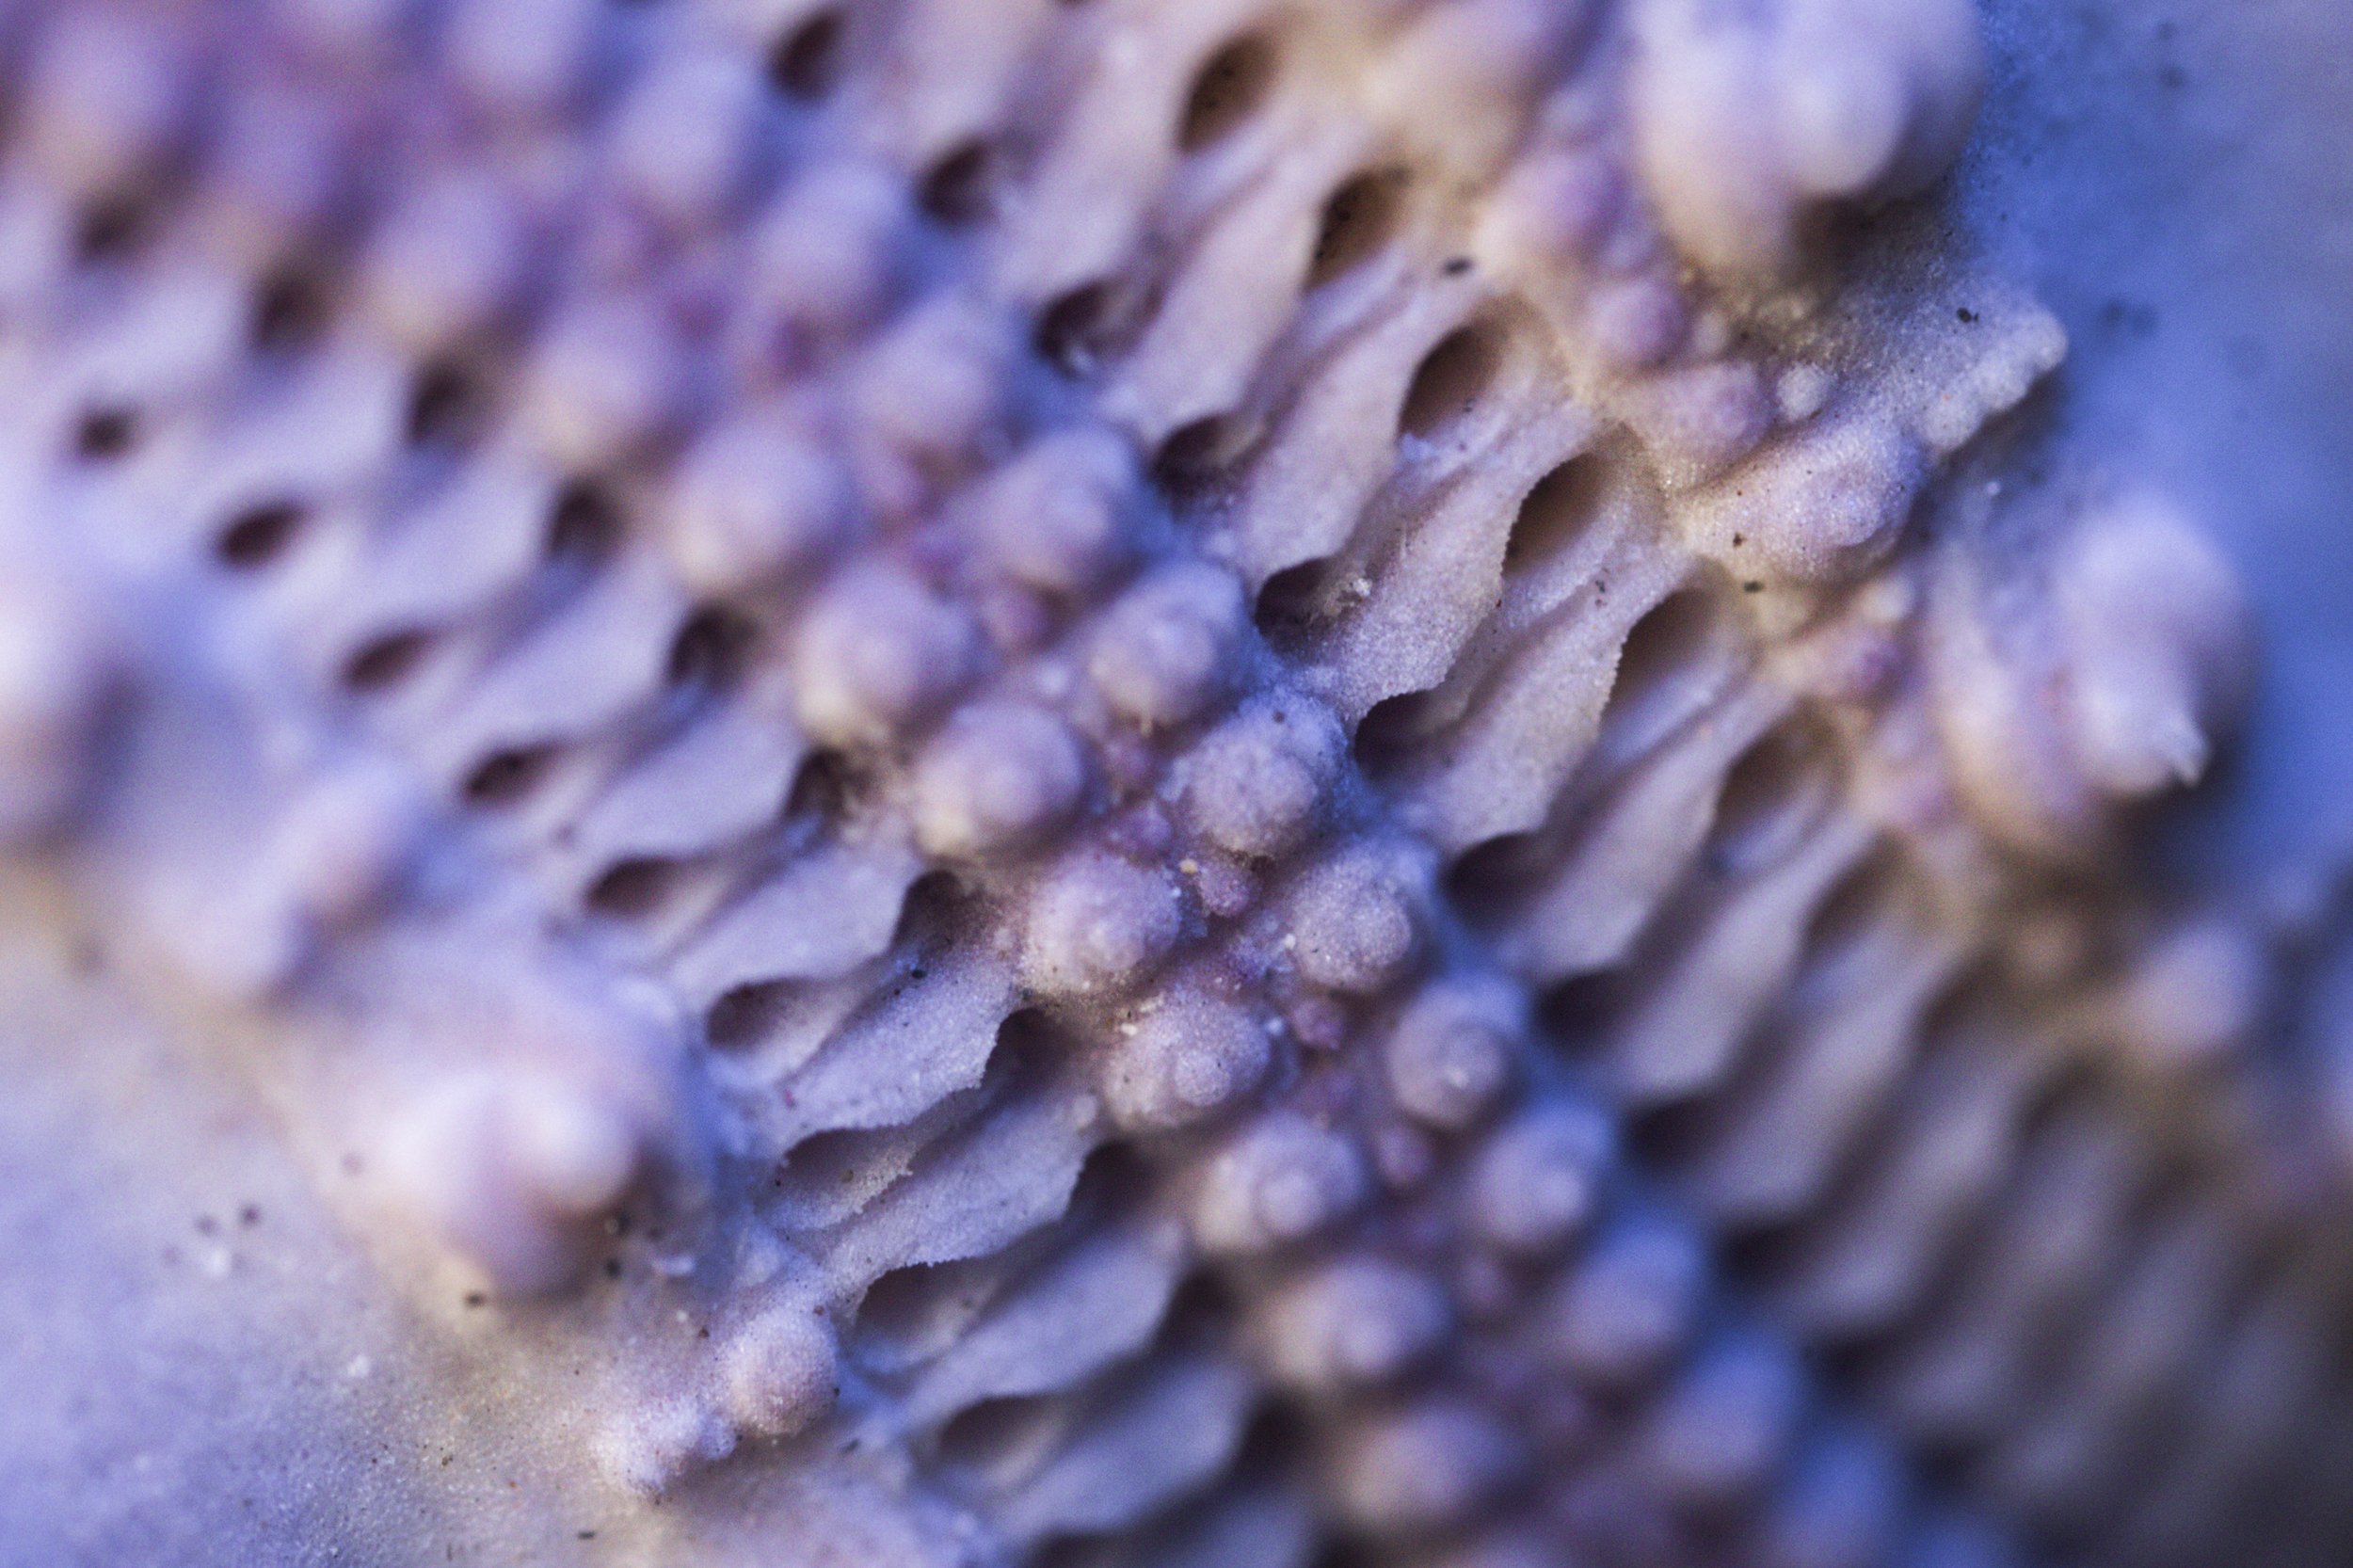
[0,1,2346,1566]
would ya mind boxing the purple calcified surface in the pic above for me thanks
[2,2,2351,1566]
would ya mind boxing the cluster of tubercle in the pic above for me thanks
[0,2,2339,1568]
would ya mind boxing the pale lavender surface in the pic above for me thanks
[3,1,2352,1565]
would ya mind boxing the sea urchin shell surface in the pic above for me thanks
[3,0,2352,1565]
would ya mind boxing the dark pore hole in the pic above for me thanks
[768,10,844,101]
[1306,168,1408,291]
[1538,968,1625,1054]
[406,359,484,448]
[1706,719,1833,880]
[1595,590,1722,763]
[462,744,555,808]
[1443,831,1539,920]
[1311,1544,1380,1568]
[585,857,675,920]
[892,868,978,955]
[74,406,137,460]
[706,980,792,1049]
[853,1259,952,1349]
[936,1394,1055,1475]
[1718,1215,1809,1287]
[73,198,145,264]
[1065,1136,1148,1216]
[783,746,861,832]
[1505,453,1606,572]
[1351,689,1434,777]
[343,630,431,693]
[1150,412,1254,499]
[252,269,330,352]
[1028,1540,1107,1568]
[852,1252,1024,1371]
[216,500,307,569]
[1033,280,1135,378]
[1159,1267,1239,1344]
[1252,557,1339,647]
[1800,847,1907,968]
[1177,33,1278,152]
[918,140,999,227]
[1625,1095,1716,1172]
[970,1008,1071,1110]
[666,602,760,695]
[1398,322,1504,443]
[546,479,623,568]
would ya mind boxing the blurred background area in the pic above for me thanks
[1967,0,2353,887]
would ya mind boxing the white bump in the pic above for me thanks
[1284,848,1419,994]
[1194,1112,1369,1254]
[2053,493,2252,800]
[522,297,687,470]
[1385,983,1517,1130]
[2110,918,2268,1075]
[595,1394,733,1496]
[384,1068,649,1295]
[23,11,191,196]
[443,0,601,119]
[790,565,980,747]
[203,88,347,261]
[507,1080,642,1219]
[1641,1330,1808,1506]
[1929,489,2253,856]
[848,297,1015,474]
[968,428,1137,597]
[1088,566,1244,730]
[266,762,419,930]
[1628,0,1985,276]
[1182,697,1342,859]
[1586,274,1690,372]
[1097,989,1269,1130]
[911,703,1089,860]
[1466,1100,1615,1256]
[1535,1212,1707,1387]
[361,170,528,352]
[720,1304,839,1441]
[1482,149,1625,266]
[1331,1401,1529,1534]
[666,410,857,594]
[746,159,912,349]
[606,47,763,230]
[1261,1256,1451,1390]
[1712,415,1923,583]
[1372,0,1590,179]
[1023,851,1183,997]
